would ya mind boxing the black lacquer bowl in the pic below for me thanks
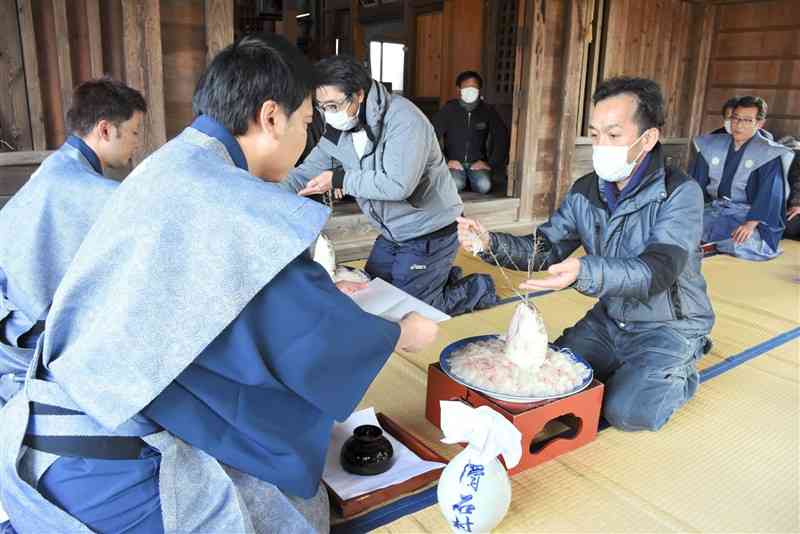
[340,424,394,476]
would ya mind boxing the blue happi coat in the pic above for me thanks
[0,117,400,533]
[691,132,794,260]
[0,136,117,407]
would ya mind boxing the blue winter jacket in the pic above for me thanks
[484,143,715,336]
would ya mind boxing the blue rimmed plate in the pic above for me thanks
[439,334,594,403]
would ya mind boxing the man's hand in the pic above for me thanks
[520,257,581,291]
[447,160,464,171]
[787,206,800,222]
[336,280,368,295]
[456,216,490,253]
[731,220,759,245]
[471,160,491,171]
[397,312,439,353]
[298,170,334,196]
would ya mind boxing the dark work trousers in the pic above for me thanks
[365,230,497,316]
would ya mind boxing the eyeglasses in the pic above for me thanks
[315,96,351,114]
[730,115,758,126]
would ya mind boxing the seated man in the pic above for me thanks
[0,78,146,408]
[282,56,496,316]
[708,97,773,140]
[780,136,800,240]
[432,71,509,194]
[459,77,714,432]
[708,97,738,136]
[691,96,795,260]
[0,35,438,533]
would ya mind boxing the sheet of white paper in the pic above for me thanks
[350,278,451,323]
[322,407,446,500]
[0,502,6,523]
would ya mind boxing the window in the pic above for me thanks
[369,41,405,93]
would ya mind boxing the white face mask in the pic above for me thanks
[460,87,480,104]
[723,119,732,134]
[592,132,647,183]
[324,102,359,131]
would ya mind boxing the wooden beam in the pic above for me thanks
[204,0,234,64]
[516,0,547,220]
[687,3,716,143]
[0,150,53,167]
[552,0,594,209]
[52,0,74,116]
[122,0,166,159]
[85,0,104,78]
[0,0,33,151]
[16,0,45,150]
[349,0,365,60]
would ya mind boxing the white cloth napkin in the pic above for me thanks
[322,407,446,500]
[440,401,522,467]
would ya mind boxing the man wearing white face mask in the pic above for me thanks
[457,77,714,432]
[432,71,509,194]
[282,56,498,315]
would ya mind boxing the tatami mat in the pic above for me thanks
[354,240,799,533]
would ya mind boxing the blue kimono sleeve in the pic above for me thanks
[745,157,786,250]
[689,153,712,202]
[141,254,401,498]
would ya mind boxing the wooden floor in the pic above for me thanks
[353,241,800,532]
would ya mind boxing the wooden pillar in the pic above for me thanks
[122,0,166,160]
[511,0,547,221]
[52,0,74,115]
[85,0,104,78]
[349,0,364,60]
[687,3,716,143]
[16,0,46,150]
[552,0,594,209]
[282,0,299,47]
[205,0,234,63]
[403,1,417,98]
[438,0,455,107]
[0,0,33,150]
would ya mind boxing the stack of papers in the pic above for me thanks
[350,278,451,323]
[322,407,445,500]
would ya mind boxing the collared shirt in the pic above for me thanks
[65,135,103,175]
[603,152,653,213]
[191,115,248,171]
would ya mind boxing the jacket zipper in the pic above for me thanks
[594,222,603,255]
[464,111,471,163]
[667,283,684,320]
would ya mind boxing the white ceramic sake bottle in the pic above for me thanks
[437,447,511,533]
[436,402,522,534]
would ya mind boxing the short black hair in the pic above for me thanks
[456,70,483,88]
[734,95,768,120]
[592,76,665,133]
[66,78,146,136]
[314,55,372,97]
[192,33,314,136]
[721,97,738,116]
